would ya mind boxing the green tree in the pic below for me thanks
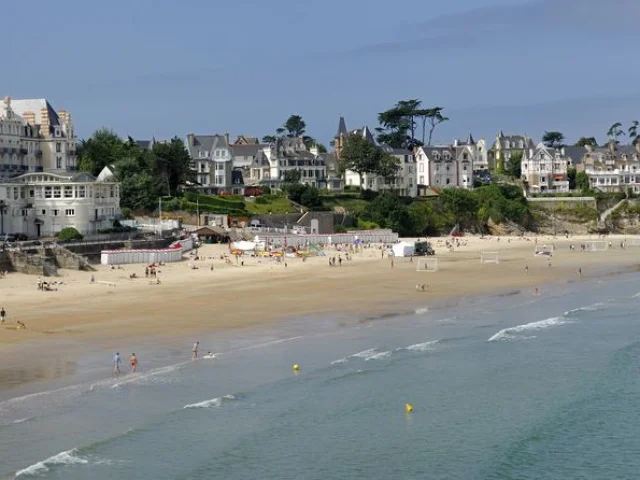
[57,227,83,241]
[607,122,625,144]
[567,167,577,190]
[629,121,639,145]
[152,137,194,196]
[424,107,449,146]
[283,169,302,184]
[376,153,402,187]
[574,136,598,147]
[340,133,381,190]
[576,171,590,191]
[542,131,565,148]
[299,186,322,210]
[505,151,523,178]
[438,188,478,228]
[77,128,126,175]
[262,135,276,143]
[362,194,413,235]
[377,99,420,149]
[283,115,306,137]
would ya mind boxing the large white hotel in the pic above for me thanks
[0,96,120,237]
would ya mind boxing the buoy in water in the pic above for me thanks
[293,364,299,372]
[405,403,414,413]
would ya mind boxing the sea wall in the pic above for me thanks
[7,251,57,276]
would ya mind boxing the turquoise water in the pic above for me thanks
[2,274,640,479]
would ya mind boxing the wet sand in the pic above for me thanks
[0,234,637,395]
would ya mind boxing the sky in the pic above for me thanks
[4,0,640,147]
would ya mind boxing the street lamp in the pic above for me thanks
[0,200,6,235]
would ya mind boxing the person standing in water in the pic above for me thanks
[113,352,122,374]
[130,353,138,373]
[192,341,199,359]
[0,307,5,324]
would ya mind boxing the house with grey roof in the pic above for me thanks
[521,143,584,193]
[582,142,640,194]
[185,133,240,194]
[259,137,327,189]
[415,143,473,192]
[489,131,536,171]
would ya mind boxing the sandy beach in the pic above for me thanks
[0,233,638,394]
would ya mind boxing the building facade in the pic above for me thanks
[0,96,77,181]
[521,143,584,193]
[414,144,474,191]
[185,133,240,194]
[260,137,327,188]
[489,131,535,171]
[582,143,640,194]
[0,170,120,237]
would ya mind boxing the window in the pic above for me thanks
[77,186,85,198]
[419,175,424,184]
[110,186,114,198]
[463,153,468,160]
[52,209,59,216]
[216,163,224,171]
[56,157,62,169]
[446,178,451,185]
[215,175,224,185]
[419,164,424,173]
[29,189,34,198]
[21,209,28,217]
[53,186,61,198]
[64,186,73,198]
[65,209,75,216]
[56,142,61,153]
[13,188,18,200]
[41,209,46,215]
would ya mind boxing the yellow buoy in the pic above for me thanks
[293,364,299,372]
[405,403,414,413]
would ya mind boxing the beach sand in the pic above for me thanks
[0,234,637,394]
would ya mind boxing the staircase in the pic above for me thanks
[597,199,627,230]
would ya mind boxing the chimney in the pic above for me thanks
[224,132,230,145]
[453,138,459,147]
[40,107,50,134]
[22,111,35,125]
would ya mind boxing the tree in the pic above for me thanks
[607,122,625,144]
[262,135,276,143]
[567,167,577,190]
[542,131,565,148]
[629,121,640,145]
[152,137,194,196]
[574,137,598,147]
[283,115,306,137]
[77,128,127,175]
[438,188,478,228]
[505,151,523,178]
[57,227,83,242]
[376,153,402,187]
[576,171,590,192]
[424,107,449,146]
[283,169,302,184]
[362,194,414,235]
[339,133,381,190]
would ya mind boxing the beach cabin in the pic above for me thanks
[192,225,230,243]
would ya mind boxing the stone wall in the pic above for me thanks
[7,251,57,276]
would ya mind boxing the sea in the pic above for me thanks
[2,271,640,479]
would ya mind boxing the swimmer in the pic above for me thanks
[130,353,138,373]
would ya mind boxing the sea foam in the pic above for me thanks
[563,302,604,317]
[15,449,88,477]
[404,340,439,352]
[111,361,191,389]
[488,317,570,342]
[364,351,392,361]
[183,394,236,409]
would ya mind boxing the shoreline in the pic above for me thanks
[0,234,638,399]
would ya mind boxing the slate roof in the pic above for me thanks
[335,116,347,138]
[9,98,61,127]
[231,144,265,157]
[185,134,229,159]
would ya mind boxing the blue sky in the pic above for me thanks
[4,0,640,146]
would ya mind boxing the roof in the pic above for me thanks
[335,116,347,138]
[6,170,103,184]
[9,98,60,126]
[381,145,412,157]
[232,135,259,145]
[350,126,376,144]
[231,144,265,157]
[185,134,229,159]
[193,225,227,236]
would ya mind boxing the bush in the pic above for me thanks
[120,207,133,219]
[334,225,348,233]
[57,227,83,242]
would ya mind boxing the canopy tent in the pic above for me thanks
[231,240,257,252]
[392,242,415,257]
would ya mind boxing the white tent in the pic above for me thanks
[231,241,257,252]
[392,242,415,257]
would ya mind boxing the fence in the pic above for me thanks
[253,229,399,247]
[100,246,183,265]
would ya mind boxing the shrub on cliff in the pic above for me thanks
[57,227,84,242]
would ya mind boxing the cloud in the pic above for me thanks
[345,0,640,57]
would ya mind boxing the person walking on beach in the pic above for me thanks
[130,353,138,373]
[192,341,199,360]
[0,307,6,324]
[113,352,122,374]
[578,267,582,277]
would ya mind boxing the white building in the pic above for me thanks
[0,169,121,237]
[521,143,584,193]
[582,143,640,194]
[414,144,474,191]
[0,96,77,179]
[260,137,326,188]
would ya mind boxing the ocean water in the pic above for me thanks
[2,273,640,479]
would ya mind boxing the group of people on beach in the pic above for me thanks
[112,341,213,375]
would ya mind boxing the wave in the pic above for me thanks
[415,307,429,315]
[350,348,379,359]
[183,394,236,410]
[563,302,604,317]
[0,384,81,412]
[364,351,391,361]
[232,336,303,353]
[111,361,192,389]
[15,449,89,477]
[404,340,439,352]
[488,317,571,342]
[633,293,640,299]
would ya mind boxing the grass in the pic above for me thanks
[319,193,369,214]
[245,196,296,214]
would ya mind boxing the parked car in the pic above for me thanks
[13,233,28,241]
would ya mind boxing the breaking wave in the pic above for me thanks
[183,394,237,410]
[404,340,440,352]
[563,302,604,317]
[15,449,88,477]
[488,317,571,342]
